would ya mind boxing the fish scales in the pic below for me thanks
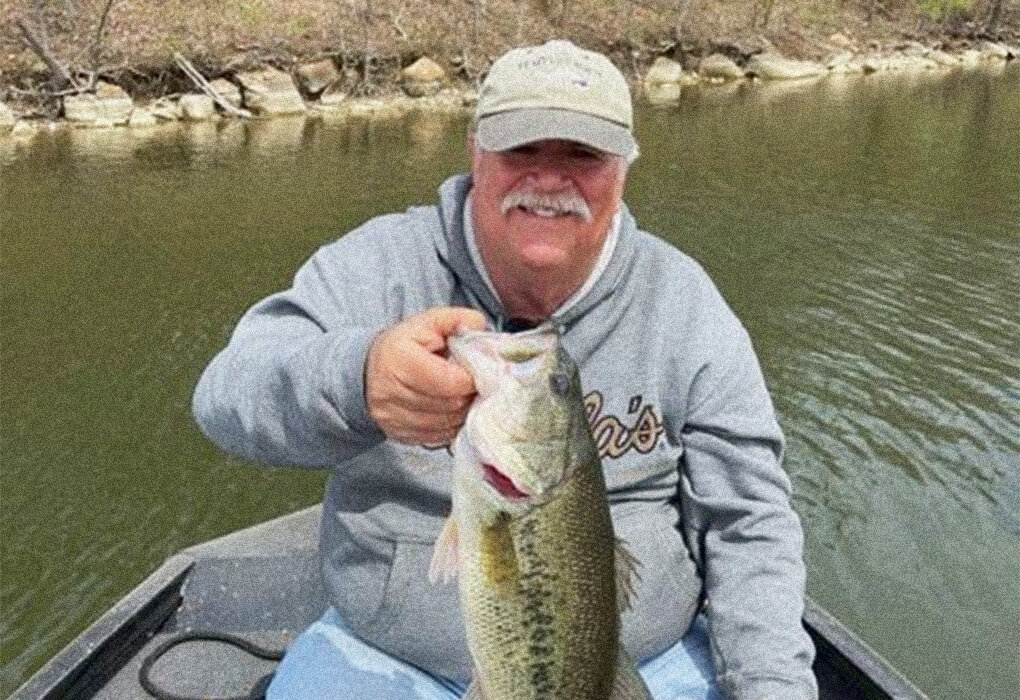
[433,327,651,700]
[463,449,618,698]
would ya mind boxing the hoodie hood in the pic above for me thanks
[434,173,638,331]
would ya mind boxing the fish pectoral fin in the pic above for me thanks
[615,537,642,613]
[610,646,653,699]
[427,516,460,585]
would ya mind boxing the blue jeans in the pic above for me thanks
[267,608,720,699]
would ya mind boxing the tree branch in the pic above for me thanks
[173,52,252,118]
[15,15,81,91]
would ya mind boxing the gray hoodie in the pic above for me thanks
[192,173,817,699]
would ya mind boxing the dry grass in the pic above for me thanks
[2,0,1017,98]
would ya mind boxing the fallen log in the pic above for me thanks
[173,52,252,118]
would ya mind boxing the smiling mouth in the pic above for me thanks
[481,463,530,500]
[516,205,565,218]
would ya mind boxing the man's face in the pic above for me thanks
[470,138,627,277]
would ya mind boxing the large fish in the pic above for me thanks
[429,326,651,699]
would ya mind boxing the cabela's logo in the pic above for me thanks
[584,391,664,459]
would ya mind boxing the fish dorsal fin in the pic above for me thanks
[610,646,653,699]
[615,537,642,614]
[428,516,459,585]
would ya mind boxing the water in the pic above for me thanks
[2,65,1018,698]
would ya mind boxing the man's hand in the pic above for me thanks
[366,307,487,446]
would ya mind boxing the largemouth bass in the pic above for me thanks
[429,326,651,699]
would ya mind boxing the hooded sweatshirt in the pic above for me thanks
[192,173,818,699]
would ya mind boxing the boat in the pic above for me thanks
[10,506,929,699]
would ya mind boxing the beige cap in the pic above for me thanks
[475,40,637,159]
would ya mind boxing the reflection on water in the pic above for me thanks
[2,66,1018,698]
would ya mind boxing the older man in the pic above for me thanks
[193,40,817,699]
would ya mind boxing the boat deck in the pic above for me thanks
[13,506,929,700]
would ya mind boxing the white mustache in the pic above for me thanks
[500,189,593,223]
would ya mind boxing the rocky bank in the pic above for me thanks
[0,37,1016,138]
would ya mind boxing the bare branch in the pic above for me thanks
[173,52,252,118]
[15,15,80,90]
[387,9,408,41]
[90,0,117,69]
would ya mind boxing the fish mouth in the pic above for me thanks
[481,463,531,501]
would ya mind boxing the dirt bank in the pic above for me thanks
[2,0,1018,119]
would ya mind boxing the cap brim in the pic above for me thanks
[475,108,635,158]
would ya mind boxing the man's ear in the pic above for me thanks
[467,132,477,168]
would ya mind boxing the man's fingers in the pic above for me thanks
[410,307,487,352]
[395,346,476,399]
[386,377,473,414]
[380,408,464,446]
[365,307,486,446]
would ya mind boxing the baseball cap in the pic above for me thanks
[474,40,637,160]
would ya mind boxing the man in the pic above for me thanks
[193,40,817,699]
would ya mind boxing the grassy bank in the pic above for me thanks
[2,0,1018,111]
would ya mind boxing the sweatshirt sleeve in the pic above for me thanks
[191,223,401,467]
[676,281,818,700]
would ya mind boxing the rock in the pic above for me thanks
[128,107,158,128]
[403,80,443,98]
[402,56,446,82]
[296,59,341,96]
[724,37,774,58]
[150,97,183,121]
[402,57,446,98]
[928,50,959,67]
[236,68,306,115]
[893,54,931,71]
[180,94,217,120]
[827,32,854,49]
[899,41,929,57]
[317,85,347,107]
[826,52,864,74]
[698,54,744,80]
[958,49,982,66]
[644,57,684,85]
[861,56,881,73]
[1,101,16,132]
[643,82,682,105]
[63,81,134,126]
[642,57,686,102]
[745,53,824,80]
[824,51,856,69]
[829,62,865,75]
[209,78,243,109]
[976,41,1011,60]
[864,54,934,73]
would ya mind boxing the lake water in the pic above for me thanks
[2,64,1018,698]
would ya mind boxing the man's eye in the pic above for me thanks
[510,145,539,156]
[572,148,608,163]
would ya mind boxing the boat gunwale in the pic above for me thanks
[9,554,193,700]
[10,509,930,700]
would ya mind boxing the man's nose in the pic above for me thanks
[520,162,572,189]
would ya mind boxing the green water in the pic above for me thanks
[2,65,1018,698]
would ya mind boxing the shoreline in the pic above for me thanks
[1,39,1017,138]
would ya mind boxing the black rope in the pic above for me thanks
[138,630,284,700]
